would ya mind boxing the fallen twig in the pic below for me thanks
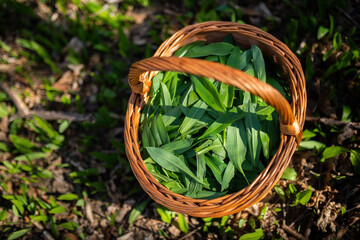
[178,226,202,240]
[0,81,94,122]
[306,116,360,129]
[30,219,55,240]
[282,224,306,240]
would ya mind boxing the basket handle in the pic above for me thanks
[129,56,302,144]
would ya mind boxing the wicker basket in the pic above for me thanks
[125,21,306,218]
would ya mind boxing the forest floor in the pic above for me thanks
[0,0,359,239]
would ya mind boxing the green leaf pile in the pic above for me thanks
[140,36,288,199]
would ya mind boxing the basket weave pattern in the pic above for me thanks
[125,21,306,218]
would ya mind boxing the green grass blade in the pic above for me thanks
[8,228,32,240]
[128,199,151,225]
[178,213,189,233]
[33,115,57,139]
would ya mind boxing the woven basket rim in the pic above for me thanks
[125,21,307,218]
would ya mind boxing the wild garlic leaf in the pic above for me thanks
[225,120,249,183]
[198,113,215,126]
[151,171,176,183]
[211,137,227,159]
[251,45,266,82]
[149,117,161,146]
[200,106,245,139]
[178,100,208,135]
[197,140,223,156]
[259,123,270,160]
[245,103,261,167]
[221,161,235,191]
[256,105,275,117]
[167,74,179,101]
[197,154,206,181]
[163,181,186,192]
[168,186,189,195]
[219,83,235,109]
[205,155,226,184]
[184,42,235,58]
[190,75,226,112]
[219,47,240,108]
[146,147,205,184]
[162,71,177,84]
[150,72,162,96]
[193,190,227,199]
[160,82,172,108]
[238,49,252,70]
[162,106,182,127]
[156,115,170,145]
[142,124,155,148]
[227,46,243,69]
[174,41,203,57]
[187,91,199,106]
[205,55,219,62]
[186,178,203,198]
[180,83,194,107]
[161,139,194,155]
[219,55,228,65]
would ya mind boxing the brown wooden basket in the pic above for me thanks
[125,21,306,218]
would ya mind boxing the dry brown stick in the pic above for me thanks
[30,219,55,240]
[19,110,94,122]
[178,226,202,240]
[0,81,94,122]
[0,81,29,116]
[282,224,306,240]
[306,116,360,129]
[0,64,16,73]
